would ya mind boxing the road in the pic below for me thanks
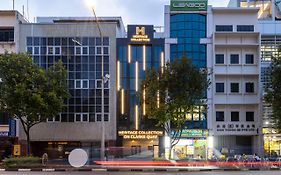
[1,171,281,175]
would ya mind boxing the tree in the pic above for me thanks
[0,53,69,156]
[141,56,209,158]
[265,56,281,130]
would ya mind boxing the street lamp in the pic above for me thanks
[91,6,106,161]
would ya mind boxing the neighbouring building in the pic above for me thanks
[116,25,165,158]
[0,10,27,159]
[206,7,263,156]
[229,0,281,157]
[17,16,125,158]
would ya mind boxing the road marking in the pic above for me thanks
[18,169,31,171]
[92,168,107,171]
[42,169,55,171]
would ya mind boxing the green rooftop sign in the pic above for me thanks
[170,0,208,11]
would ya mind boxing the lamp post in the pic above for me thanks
[91,7,105,161]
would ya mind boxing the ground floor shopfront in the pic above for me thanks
[171,129,209,160]
[263,128,281,157]
[117,130,164,159]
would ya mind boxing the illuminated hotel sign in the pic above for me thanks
[170,0,208,11]
[118,130,164,139]
[171,129,208,137]
[128,25,153,44]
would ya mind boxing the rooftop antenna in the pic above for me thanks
[13,0,15,10]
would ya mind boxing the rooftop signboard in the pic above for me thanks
[170,0,208,11]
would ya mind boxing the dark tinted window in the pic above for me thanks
[216,111,224,121]
[246,112,254,121]
[245,82,254,93]
[230,54,239,64]
[215,54,224,64]
[216,25,233,32]
[231,83,239,93]
[216,83,224,93]
[246,54,254,64]
[237,25,254,32]
[0,112,9,125]
[0,28,14,42]
[231,112,239,121]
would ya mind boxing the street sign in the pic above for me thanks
[9,119,16,137]
[13,144,21,156]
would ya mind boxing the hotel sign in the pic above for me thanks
[171,129,208,137]
[128,25,153,44]
[170,0,208,11]
[118,130,164,139]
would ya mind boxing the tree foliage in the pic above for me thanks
[265,56,281,129]
[140,56,209,150]
[0,53,69,155]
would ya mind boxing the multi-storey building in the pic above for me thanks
[206,7,263,155]
[17,16,125,158]
[164,0,209,159]
[0,10,27,159]
[229,0,281,157]
[116,25,165,156]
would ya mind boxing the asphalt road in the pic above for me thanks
[1,171,281,175]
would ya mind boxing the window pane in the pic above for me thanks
[75,114,81,122]
[246,112,254,121]
[246,82,254,93]
[215,54,224,64]
[104,114,109,121]
[231,83,239,93]
[230,54,239,64]
[97,114,102,121]
[216,25,233,32]
[82,114,88,121]
[216,112,224,121]
[246,54,254,64]
[216,83,224,93]
[231,112,239,121]
[237,25,254,32]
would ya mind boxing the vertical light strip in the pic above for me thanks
[161,51,164,73]
[135,105,139,130]
[143,45,146,71]
[121,89,124,114]
[128,45,131,63]
[143,89,146,116]
[117,61,120,91]
[136,61,138,92]
[157,90,160,108]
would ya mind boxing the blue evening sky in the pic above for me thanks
[0,0,229,26]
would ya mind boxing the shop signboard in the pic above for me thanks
[127,25,153,44]
[0,131,8,137]
[9,119,16,137]
[170,0,208,12]
[13,144,21,156]
[171,129,208,137]
[118,130,164,139]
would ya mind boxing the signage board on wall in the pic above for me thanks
[170,0,208,11]
[127,25,154,44]
[118,130,164,139]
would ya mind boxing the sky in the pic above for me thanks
[0,0,229,26]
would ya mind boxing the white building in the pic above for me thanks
[205,7,263,155]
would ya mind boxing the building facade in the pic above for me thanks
[229,0,281,158]
[17,17,125,158]
[206,7,263,155]
[164,1,209,159]
[0,10,27,159]
[116,25,165,157]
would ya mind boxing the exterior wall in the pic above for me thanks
[208,8,263,155]
[18,21,120,142]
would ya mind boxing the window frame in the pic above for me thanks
[246,111,254,122]
[230,54,239,64]
[245,82,255,93]
[216,82,225,93]
[75,113,89,122]
[245,54,254,64]
[231,111,239,122]
[215,54,225,64]
[216,111,225,122]
[230,82,240,93]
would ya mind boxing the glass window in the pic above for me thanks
[230,54,239,64]
[0,28,14,42]
[216,111,224,122]
[55,46,61,55]
[104,113,109,121]
[75,113,81,122]
[231,111,239,121]
[96,113,102,121]
[47,46,53,55]
[237,25,254,32]
[245,54,254,64]
[231,83,239,93]
[216,25,233,32]
[103,37,109,46]
[75,46,81,55]
[215,54,224,64]
[216,83,224,93]
[82,47,88,55]
[246,112,254,121]
[82,80,89,89]
[245,82,254,93]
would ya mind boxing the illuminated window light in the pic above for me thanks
[117,61,120,91]
[161,52,164,73]
[136,61,138,92]
[157,90,160,108]
[135,105,139,130]
[128,45,131,63]
[143,45,146,70]
[121,89,125,114]
[143,89,146,116]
